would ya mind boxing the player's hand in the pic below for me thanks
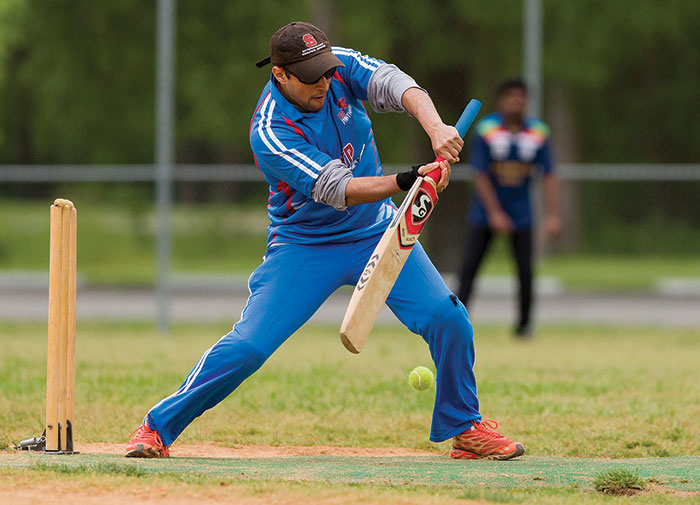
[418,160,451,192]
[487,209,514,234]
[544,214,561,239]
[429,124,463,164]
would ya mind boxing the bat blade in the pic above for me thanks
[340,99,482,353]
[340,179,423,353]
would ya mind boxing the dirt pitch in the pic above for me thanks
[3,442,700,505]
[81,442,439,458]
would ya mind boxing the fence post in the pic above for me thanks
[523,0,548,259]
[155,0,176,332]
[523,0,542,117]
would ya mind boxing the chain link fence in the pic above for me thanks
[1,1,699,320]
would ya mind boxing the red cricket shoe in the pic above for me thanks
[450,419,525,460]
[125,420,170,458]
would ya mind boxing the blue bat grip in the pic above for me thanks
[454,99,482,138]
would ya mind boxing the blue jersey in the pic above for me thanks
[249,47,397,246]
[468,112,553,229]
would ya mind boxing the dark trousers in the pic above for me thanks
[457,226,533,328]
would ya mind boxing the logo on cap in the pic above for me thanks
[302,34,318,47]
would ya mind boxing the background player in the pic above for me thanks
[126,22,524,461]
[457,79,561,338]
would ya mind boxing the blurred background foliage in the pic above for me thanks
[0,0,698,165]
[0,0,698,284]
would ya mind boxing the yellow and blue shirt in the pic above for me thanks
[468,112,553,229]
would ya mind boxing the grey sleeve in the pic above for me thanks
[312,160,353,211]
[367,63,427,113]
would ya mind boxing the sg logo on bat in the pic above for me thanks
[411,190,433,224]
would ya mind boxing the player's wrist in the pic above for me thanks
[425,120,445,137]
[396,165,423,191]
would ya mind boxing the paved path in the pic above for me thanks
[2,284,699,327]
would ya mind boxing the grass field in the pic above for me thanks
[1,321,699,503]
[1,199,698,290]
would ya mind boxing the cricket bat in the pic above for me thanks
[340,99,482,354]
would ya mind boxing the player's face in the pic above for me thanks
[274,67,332,112]
[499,88,527,117]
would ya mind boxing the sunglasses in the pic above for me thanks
[285,67,337,85]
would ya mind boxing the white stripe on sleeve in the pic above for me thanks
[255,96,320,179]
[332,47,381,71]
[264,100,324,174]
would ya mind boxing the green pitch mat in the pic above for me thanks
[3,453,699,491]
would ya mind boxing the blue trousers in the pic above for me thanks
[147,236,481,445]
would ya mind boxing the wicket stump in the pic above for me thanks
[16,199,79,454]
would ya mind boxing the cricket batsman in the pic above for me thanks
[126,22,524,460]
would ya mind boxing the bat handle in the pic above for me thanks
[424,156,446,184]
[423,99,482,185]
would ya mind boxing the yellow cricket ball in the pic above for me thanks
[408,366,434,391]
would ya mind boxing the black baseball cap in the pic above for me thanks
[256,22,344,83]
